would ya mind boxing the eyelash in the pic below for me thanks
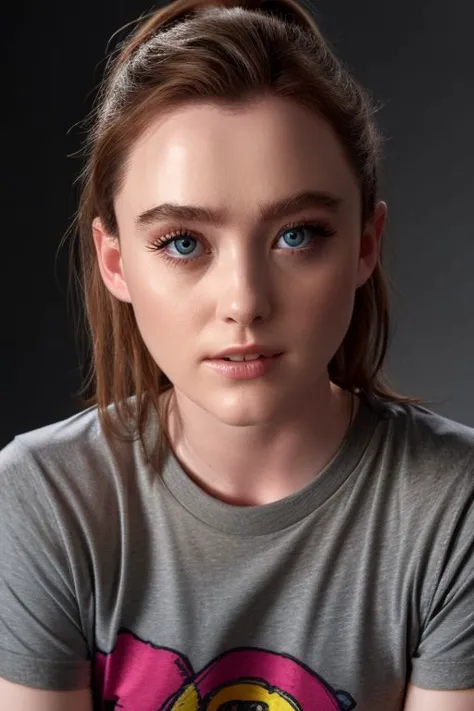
[144,220,336,267]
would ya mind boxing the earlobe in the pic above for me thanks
[92,217,133,304]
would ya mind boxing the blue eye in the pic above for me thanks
[278,225,316,249]
[167,236,200,258]
[146,221,336,265]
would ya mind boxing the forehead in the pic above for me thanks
[116,96,360,222]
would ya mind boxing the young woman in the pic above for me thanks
[1,0,473,708]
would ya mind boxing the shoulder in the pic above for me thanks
[1,404,106,485]
[0,397,148,515]
[2,404,100,457]
[386,397,474,444]
[370,395,474,476]
[364,396,474,527]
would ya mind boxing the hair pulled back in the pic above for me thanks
[67,0,422,467]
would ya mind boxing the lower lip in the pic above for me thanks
[203,354,283,380]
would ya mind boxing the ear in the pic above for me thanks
[92,217,133,303]
[356,200,387,288]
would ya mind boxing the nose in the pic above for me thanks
[214,251,272,326]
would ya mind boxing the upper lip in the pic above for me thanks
[209,345,283,359]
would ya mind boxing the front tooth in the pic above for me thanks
[226,354,261,361]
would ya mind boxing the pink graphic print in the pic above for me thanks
[94,630,355,710]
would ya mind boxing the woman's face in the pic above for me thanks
[94,95,385,426]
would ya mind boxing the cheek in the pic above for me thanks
[123,262,202,365]
[131,298,193,379]
[292,258,357,344]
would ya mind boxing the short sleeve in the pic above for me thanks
[410,468,474,689]
[0,437,91,690]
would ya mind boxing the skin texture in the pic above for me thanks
[403,685,474,710]
[0,679,92,709]
[94,94,386,506]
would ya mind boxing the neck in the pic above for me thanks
[162,380,357,507]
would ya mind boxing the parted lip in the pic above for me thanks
[208,345,283,359]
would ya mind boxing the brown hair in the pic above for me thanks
[65,0,424,468]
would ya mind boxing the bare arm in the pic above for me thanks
[0,677,92,711]
[403,683,474,711]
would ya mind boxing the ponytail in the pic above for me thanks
[72,0,421,469]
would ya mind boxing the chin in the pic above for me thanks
[202,388,292,427]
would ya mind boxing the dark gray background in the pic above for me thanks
[2,0,473,447]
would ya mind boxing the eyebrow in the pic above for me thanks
[135,189,344,230]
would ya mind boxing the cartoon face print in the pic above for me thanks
[94,630,356,711]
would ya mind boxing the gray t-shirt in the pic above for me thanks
[0,392,473,711]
